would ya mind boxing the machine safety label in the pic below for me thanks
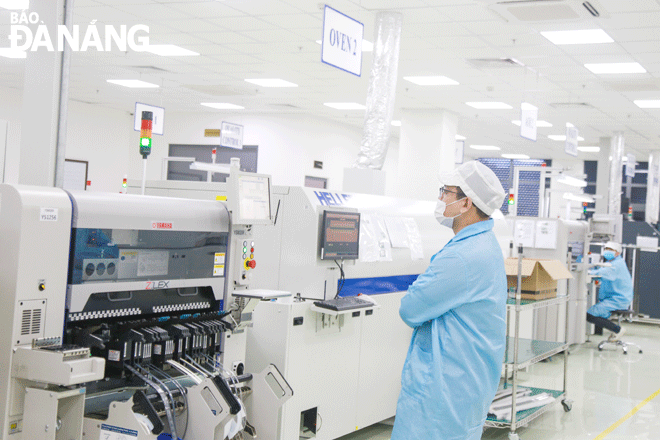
[99,424,138,439]
[40,207,58,221]
[107,350,121,362]
[214,253,226,264]
[213,265,225,276]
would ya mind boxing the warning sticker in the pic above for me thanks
[99,424,138,439]
[213,265,225,277]
[214,253,226,264]
[107,350,121,362]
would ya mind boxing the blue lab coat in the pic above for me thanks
[588,256,633,318]
[391,219,507,440]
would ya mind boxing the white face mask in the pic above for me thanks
[435,197,467,228]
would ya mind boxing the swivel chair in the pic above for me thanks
[597,308,643,355]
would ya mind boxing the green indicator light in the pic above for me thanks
[243,247,247,253]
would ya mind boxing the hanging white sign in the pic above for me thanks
[520,102,538,141]
[565,124,578,157]
[625,154,636,178]
[220,122,244,150]
[321,5,364,77]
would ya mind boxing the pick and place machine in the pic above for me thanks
[0,168,292,440]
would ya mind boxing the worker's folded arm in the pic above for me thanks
[399,251,468,327]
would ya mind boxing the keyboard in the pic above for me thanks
[313,296,374,312]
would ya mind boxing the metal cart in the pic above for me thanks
[484,245,573,440]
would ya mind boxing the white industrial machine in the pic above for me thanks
[0,168,292,440]
[128,179,515,440]
[508,217,590,344]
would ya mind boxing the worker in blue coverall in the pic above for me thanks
[587,241,633,341]
[391,161,508,440]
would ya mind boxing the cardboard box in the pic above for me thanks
[504,258,573,300]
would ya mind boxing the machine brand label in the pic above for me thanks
[313,191,352,206]
[151,221,173,229]
[99,424,138,439]
[39,207,58,221]
[146,280,170,290]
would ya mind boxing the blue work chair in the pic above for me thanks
[597,309,643,355]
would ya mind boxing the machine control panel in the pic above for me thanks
[234,231,257,286]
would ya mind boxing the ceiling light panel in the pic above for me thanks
[0,48,26,59]
[391,120,401,126]
[455,135,466,140]
[466,102,513,109]
[584,62,646,74]
[577,146,600,152]
[245,78,298,87]
[324,103,366,110]
[201,103,245,110]
[502,154,530,159]
[106,80,159,88]
[541,29,614,45]
[634,100,660,108]
[470,145,500,151]
[144,44,200,56]
[403,76,459,85]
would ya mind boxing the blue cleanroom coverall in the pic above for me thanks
[391,219,507,440]
[588,256,633,318]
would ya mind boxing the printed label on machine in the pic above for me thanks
[213,265,225,276]
[107,350,121,362]
[214,253,226,264]
[99,424,138,439]
[39,207,58,221]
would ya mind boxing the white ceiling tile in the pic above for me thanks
[407,22,471,38]
[598,0,660,13]
[607,27,660,42]
[242,29,309,44]
[257,13,323,29]
[111,3,195,20]
[156,19,223,33]
[195,32,260,45]
[208,16,281,32]
[162,1,246,18]
[228,0,305,16]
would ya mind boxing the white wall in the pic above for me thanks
[127,112,400,196]
[0,87,23,184]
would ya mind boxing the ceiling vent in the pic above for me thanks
[467,58,525,69]
[549,102,593,109]
[478,0,607,22]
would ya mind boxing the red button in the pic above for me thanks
[251,248,254,253]
[247,260,256,269]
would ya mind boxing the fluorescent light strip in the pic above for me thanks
[107,79,159,88]
[512,120,553,128]
[577,146,600,153]
[584,62,646,74]
[502,154,530,160]
[0,48,26,59]
[466,102,512,109]
[403,76,459,86]
[145,44,199,56]
[556,175,587,187]
[470,145,500,151]
[548,135,585,141]
[201,103,244,110]
[455,135,466,140]
[245,78,298,87]
[634,100,660,109]
[541,29,613,45]
[391,120,401,127]
[324,102,366,110]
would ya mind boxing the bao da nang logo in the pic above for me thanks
[8,10,150,52]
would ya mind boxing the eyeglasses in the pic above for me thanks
[439,186,460,198]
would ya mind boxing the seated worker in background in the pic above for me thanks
[587,241,633,341]
[391,161,507,440]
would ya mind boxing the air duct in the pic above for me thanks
[354,12,402,170]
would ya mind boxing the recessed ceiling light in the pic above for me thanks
[0,0,29,10]
[245,78,298,87]
[201,103,245,110]
[455,134,466,140]
[324,102,366,110]
[512,120,553,128]
[144,44,199,56]
[466,102,513,109]
[316,39,373,52]
[584,62,646,74]
[541,29,614,45]
[403,76,459,86]
[107,79,159,88]
[577,146,600,153]
[634,100,660,108]
[548,134,585,141]
[470,145,500,151]
[391,120,401,126]
[502,154,530,159]
[0,48,26,59]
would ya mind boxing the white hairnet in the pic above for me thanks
[604,241,622,254]
[440,161,506,216]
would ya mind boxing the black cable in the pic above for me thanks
[334,259,345,299]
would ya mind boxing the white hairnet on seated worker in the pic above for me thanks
[439,161,506,216]
[604,241,622,254]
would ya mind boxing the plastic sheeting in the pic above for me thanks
[608,132,624,216]
[646,151,660,223]
[355,12,403,170]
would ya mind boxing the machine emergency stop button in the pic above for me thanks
[247,260,256,269]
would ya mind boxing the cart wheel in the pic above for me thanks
[508,432,520,440]
[562,400,572,412]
